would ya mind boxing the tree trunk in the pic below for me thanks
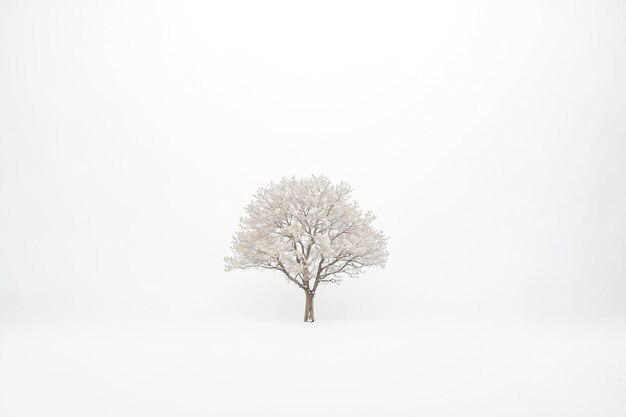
[304,291,315,322]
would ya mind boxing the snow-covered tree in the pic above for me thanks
[225,175,389,322]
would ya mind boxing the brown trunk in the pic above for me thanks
[304,291,315,322]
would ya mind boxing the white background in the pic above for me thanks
[1,1,625,416]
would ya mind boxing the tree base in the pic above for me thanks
[304,291,315,322]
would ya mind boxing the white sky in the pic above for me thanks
[1,0,625,323]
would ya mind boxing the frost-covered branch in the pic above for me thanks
[225,175,389,295]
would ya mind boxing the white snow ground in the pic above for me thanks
[2,318,625,417]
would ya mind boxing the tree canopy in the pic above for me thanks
[225,175,388,321]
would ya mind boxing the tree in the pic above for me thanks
[225,175,389,322]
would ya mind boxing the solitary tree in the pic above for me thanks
[225,175,388,322]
